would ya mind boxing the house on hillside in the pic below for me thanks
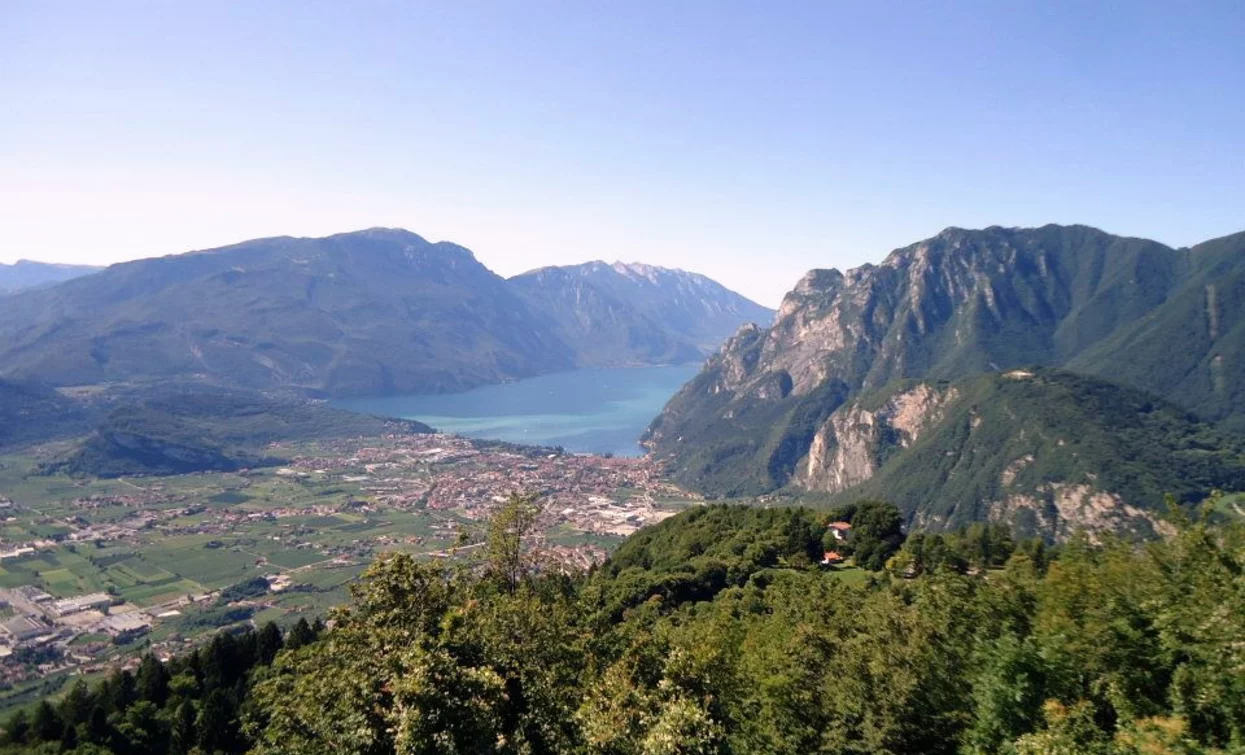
[827,521,852,541]
[821,551,844,566]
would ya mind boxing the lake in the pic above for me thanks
[331,364,701,457]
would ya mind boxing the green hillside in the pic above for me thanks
[647,225,1245,501]
[821,370,1245,537]
[0,380,93,452]
[1069,230,1245,433]
[42,389,431,478]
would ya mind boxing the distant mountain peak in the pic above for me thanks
[0,259,101,293]
[332,227,429,244]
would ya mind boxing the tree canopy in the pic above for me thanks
[4,498,1243,755]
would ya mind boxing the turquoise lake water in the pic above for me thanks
[331,365,701,457]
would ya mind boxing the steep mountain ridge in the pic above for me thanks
[645,224,1245,506]
[509,260,773,367]
[0,229,769,397]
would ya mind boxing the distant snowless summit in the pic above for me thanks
[0,259,101,293]
[0,228,773,397]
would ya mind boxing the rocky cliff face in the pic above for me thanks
[794,370,1245,540]
[799,383,957,492]
[645,224,1245,534]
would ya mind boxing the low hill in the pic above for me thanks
[0,380,93,451]
[42,389,430,478]
[20,503,1241,755]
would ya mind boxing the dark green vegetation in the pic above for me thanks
[0,261,99,295]
[646,225,1245,527]
[820,371,1245,536]
[0,229,769,398]
[0,381,91,452]
[39,388,430,478]
[6,501,1242,754]
[0,619,323,755]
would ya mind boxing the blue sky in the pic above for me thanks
[2,1,1242,305]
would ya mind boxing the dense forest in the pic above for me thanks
[3,499,1242,754]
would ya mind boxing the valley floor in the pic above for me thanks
[0,433,697,712]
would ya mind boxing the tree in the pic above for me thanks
[2,710,30,746]
[848,500,906,570]
[285,617,314,650]
[256,620,284,666]
[108,670,138,713]
[486,492,541,593]
[59,721,79,751]
[169,699,196,755]
[1012,700,1112,755]
[116,700,163,754]
[136,654,170,706]
[30,700,63,743]
[59,678,94,727]
[84,705,111,746]
[196,689,234,753]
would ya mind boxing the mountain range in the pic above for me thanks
[645,224,1245,535]
[0,229,771,397]
[0,260,100,294]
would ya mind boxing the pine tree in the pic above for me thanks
[85,705,111,746]
[59,721,78,751]
[256,621,283,666]
[31,700,63,742]
[196,689,233,753]
[285,617,314,650]
[59,678,94,727]
[109,669,138,713]
[170,699,196,755]
[137,654,170,706]
[2,710,29,745]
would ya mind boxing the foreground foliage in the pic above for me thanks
[5,501,1243,754]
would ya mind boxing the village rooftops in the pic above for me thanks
[50,592,112,617]
[2,616,52,641]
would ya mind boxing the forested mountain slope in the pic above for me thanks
[0,380,92,451]
[0,230,769,398]
[0,229,573,397]
[804,370,1245,538]
[646,225,1245,502]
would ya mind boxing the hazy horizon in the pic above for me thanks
[4,1,1243,305]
